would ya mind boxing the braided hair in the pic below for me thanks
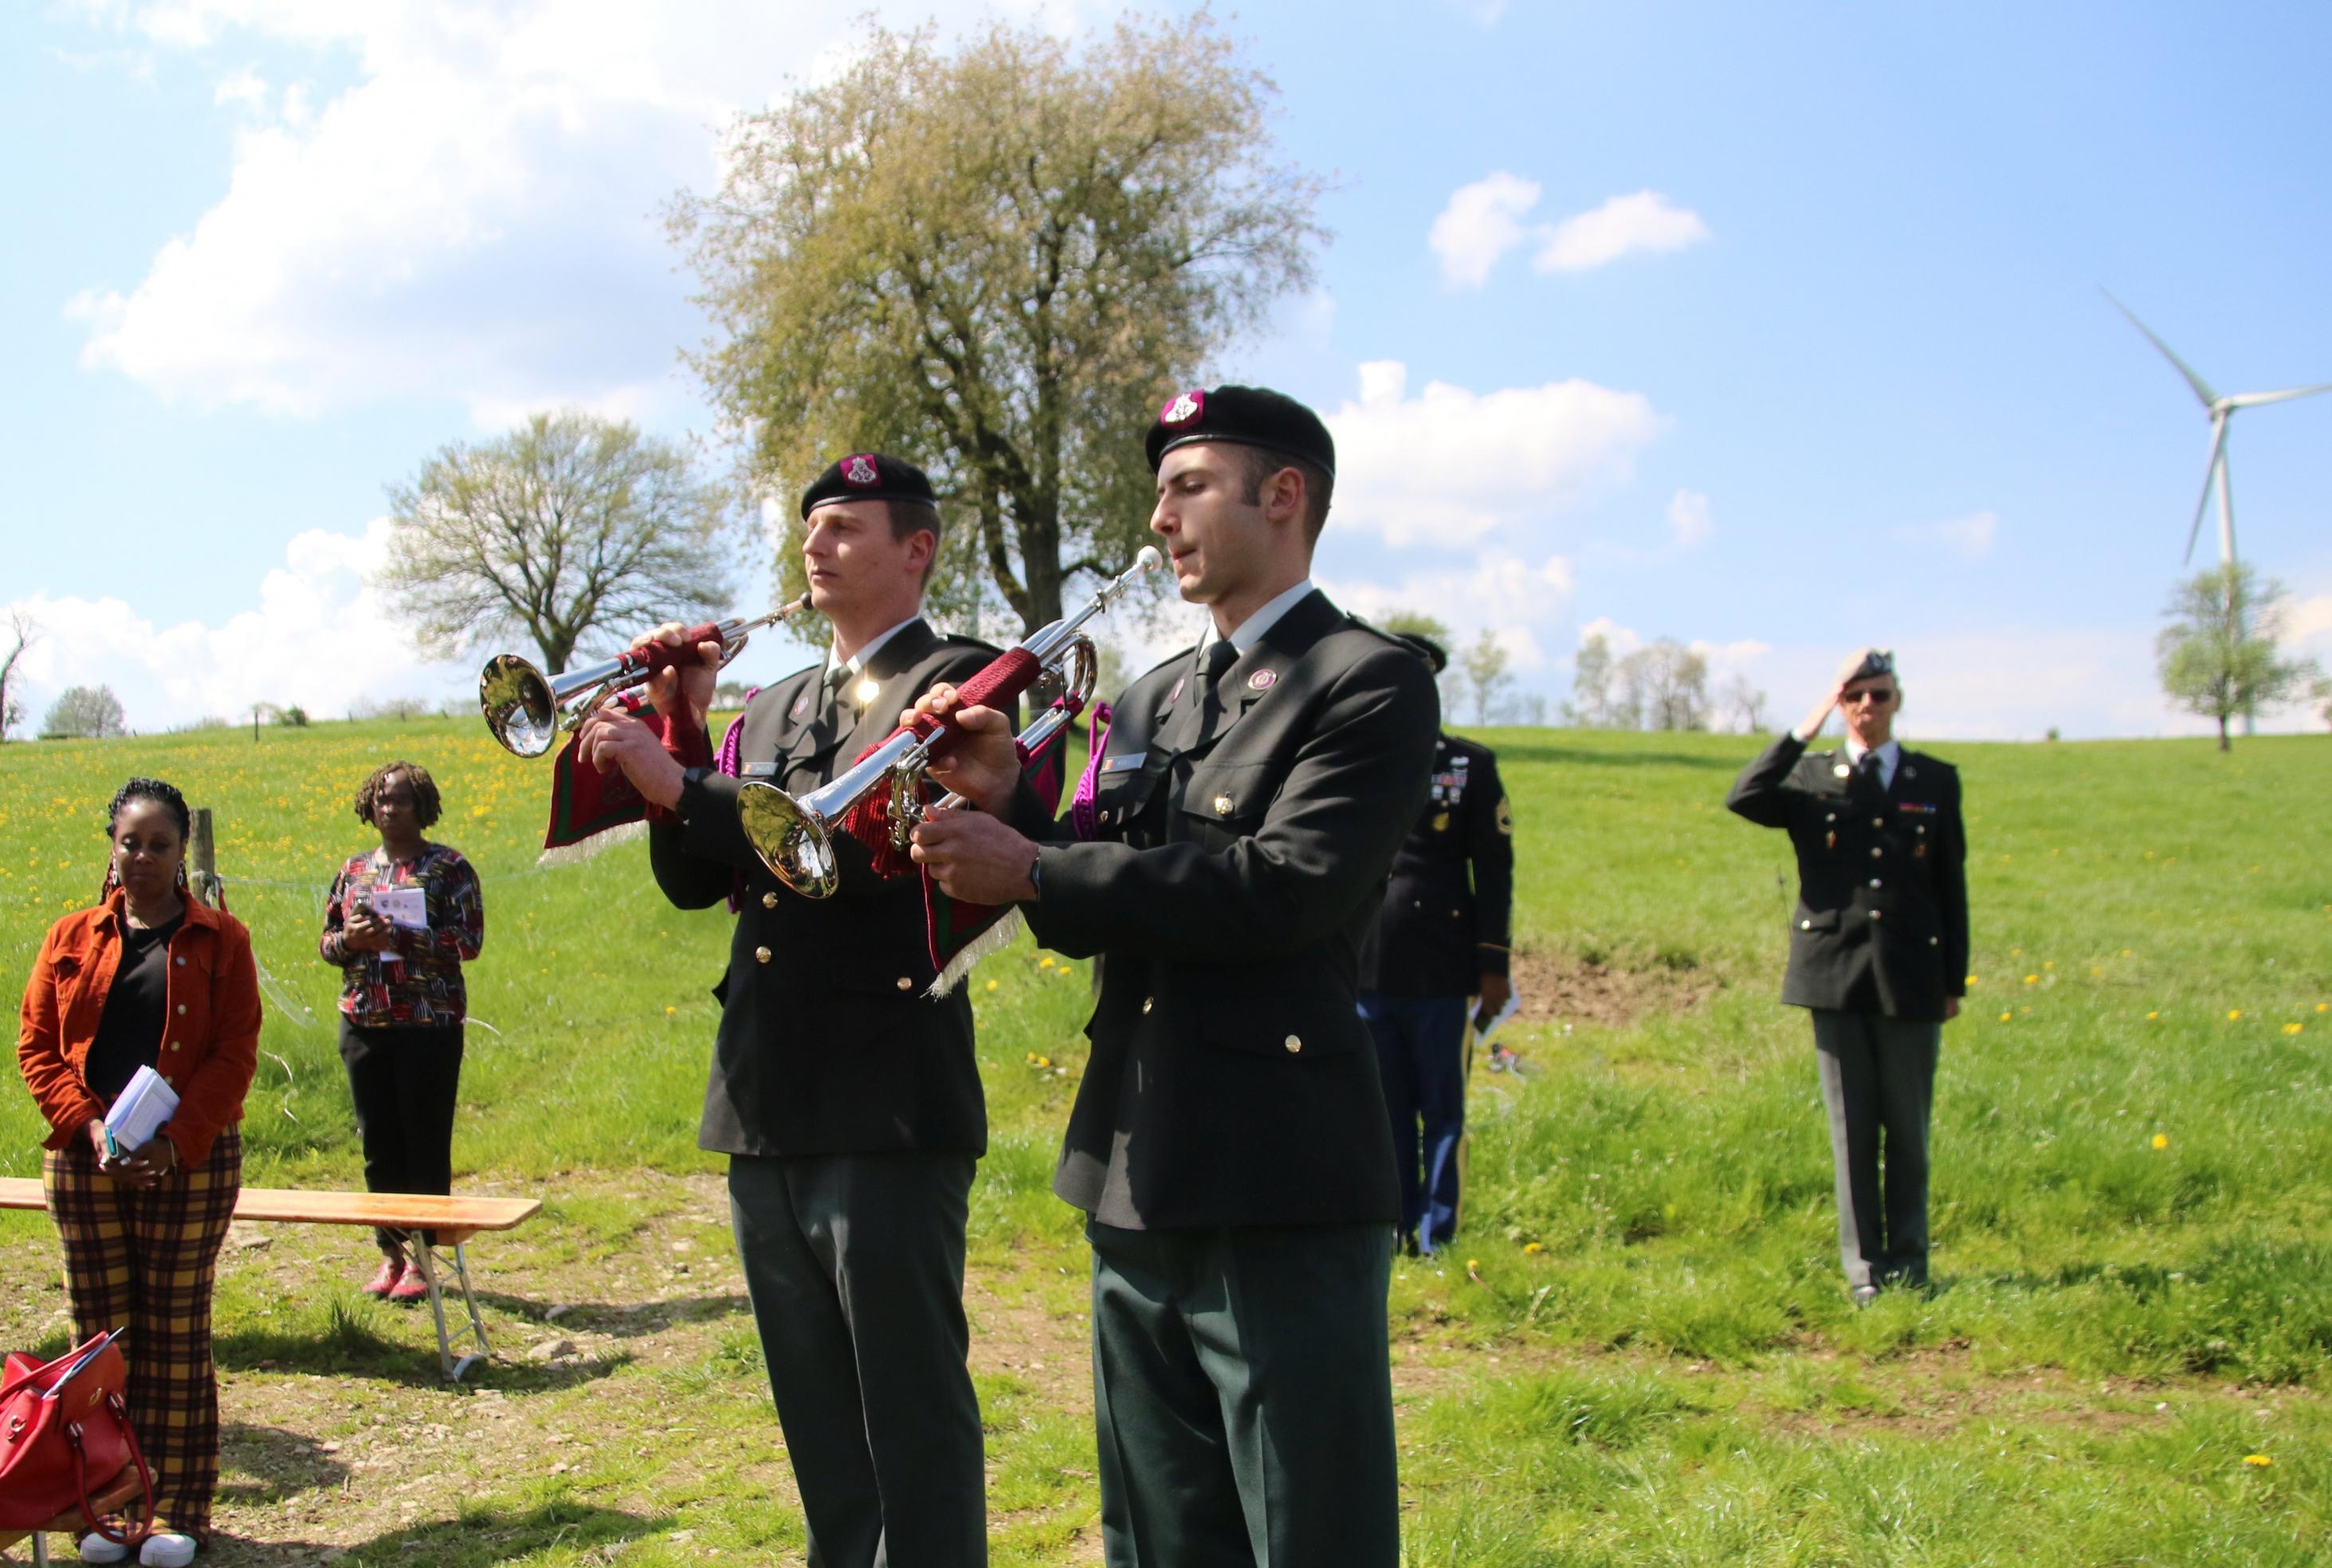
[100,776,192,900]
[353,760,442,829]
[107,777,191,843]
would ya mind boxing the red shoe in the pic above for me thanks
[362,1256,402,1297]
[387,1260,432,1303]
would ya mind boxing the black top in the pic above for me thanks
[650,617,1008,1158]
[1014,590,1440,1230]
[85,914,183,1106]
[1359,732,1514,998]
[1725,732,1969,1021]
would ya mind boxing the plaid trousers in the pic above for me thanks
[44,1126,242,1543]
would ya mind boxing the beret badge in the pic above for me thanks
[1161,390,1204,427]
[842,454,881,487]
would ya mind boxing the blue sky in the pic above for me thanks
[6,0,2330,739]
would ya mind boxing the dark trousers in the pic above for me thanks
[45,1127,241,1543]
[338,1017,464,1252]
[728,1151,986,1568]
[1360,992,1469,1252]
[1087,1220,1400,1568]
[1809,1009,1941,1289]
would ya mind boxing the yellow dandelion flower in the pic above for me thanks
[2150,1133,2169,1151]
[2090,968,2103,978]
[2318,1003,2328,1013]
[1038,956,1055,970]
[1998,1011,2012,1023]
[664,1005,677,1016]
[2228,1009,2243,1021]
[985,979,999,993]
[2244,1454,2271,1468]
[2043,961,2055,970]
[1522,1241,1544,1254]
[1036,1056,1052,1068]
[2121,949,2134,958]
[1966,974,1980,986]
[2146,1011,2159,1021]
[2012,947,2024,956]
[2024,974,2039,986]
[2283,1023,2303,1037]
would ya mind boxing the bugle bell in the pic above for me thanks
[736,547,1160,898]
[479,598,810,758]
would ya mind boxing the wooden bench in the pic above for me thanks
[0,1460,146,1565]
[0,1180,540,1382]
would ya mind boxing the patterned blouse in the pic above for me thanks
[319,843,485,1027]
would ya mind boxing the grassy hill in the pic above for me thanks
[2,719,2326,1564]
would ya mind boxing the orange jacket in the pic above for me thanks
[17,892,261,1166]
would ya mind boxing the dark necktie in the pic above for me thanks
[1198,639,1238,730]
[1856,750,1883,792]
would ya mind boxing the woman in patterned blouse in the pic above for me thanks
[318,761,484,1301]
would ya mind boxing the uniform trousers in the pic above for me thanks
[338,1017,464,1253]
[1359,994,1469,1252]
[1086,1220,1400,1568]
[728,1151,986,1568]
[44,1126,241,1544]
[1808,1009,1941,1289]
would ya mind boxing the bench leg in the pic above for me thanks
[31,1531,48,1566]
[410,1241,495,1382]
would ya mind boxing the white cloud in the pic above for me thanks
[6,519,473,731]
[1322,554,1574,673]
[1323,361,1662,547]
[1667,488,1713,548]
[58,0,1098,423]
[2277,591,2332,652]
[1428,178,1710,288]
[1428,171,1541,289]
[1532,190,1711,274]
[1894,509,2000,559]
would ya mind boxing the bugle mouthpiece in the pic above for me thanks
[1133,545,1163,574]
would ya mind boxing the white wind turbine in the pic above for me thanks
[2106,292,2332,566]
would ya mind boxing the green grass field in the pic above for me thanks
[2,719,2327,1565]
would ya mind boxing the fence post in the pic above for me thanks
[188,806,223,908]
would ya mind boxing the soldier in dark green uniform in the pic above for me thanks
[1725,648,1968,1303]
[1359,633,1514,1255]
[906,386,1438,1568]
[579,454,1004,1567]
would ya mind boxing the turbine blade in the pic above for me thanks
[2182,419,2229,566]
[2104,289,2220,407]
[2224,381,2332,409]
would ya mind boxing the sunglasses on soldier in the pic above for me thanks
[1840,686,1895,706]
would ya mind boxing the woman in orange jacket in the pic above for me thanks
[16,777,260,1567]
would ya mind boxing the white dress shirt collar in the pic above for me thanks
[1844,735,1902,790]
[822,614,923,688]
[1219,578,1316,656]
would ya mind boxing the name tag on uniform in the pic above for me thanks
[744,762,779,778]
[1102,754,1147,773]
[1897,801,1937,814]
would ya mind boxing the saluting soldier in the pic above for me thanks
[579,454,1007,1567]
[1726,648,1968,1303]
[906,386,1439,1568]
[1359,632,1514,1255]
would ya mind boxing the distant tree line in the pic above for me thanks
[1568,631,1767,733]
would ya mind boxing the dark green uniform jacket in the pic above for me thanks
[1359,733,1514,998]
[1012,590,1441,1230]
[1726,732,1969,1021]
[652,618,1006,1158]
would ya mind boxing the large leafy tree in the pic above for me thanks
[379,412,734,675]
[671,14,1324,634]
[2156,563,2319,751]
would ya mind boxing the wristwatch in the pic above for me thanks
[677,766,712,822]
[1027,849,1043,903]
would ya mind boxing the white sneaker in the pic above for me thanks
[77,1534,131,1565]
[139,1533,198,1567]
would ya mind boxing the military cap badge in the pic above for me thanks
[842,454,880,487]
[1162,390,1203,425]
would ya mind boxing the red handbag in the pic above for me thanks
[0,1331,154,1543]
